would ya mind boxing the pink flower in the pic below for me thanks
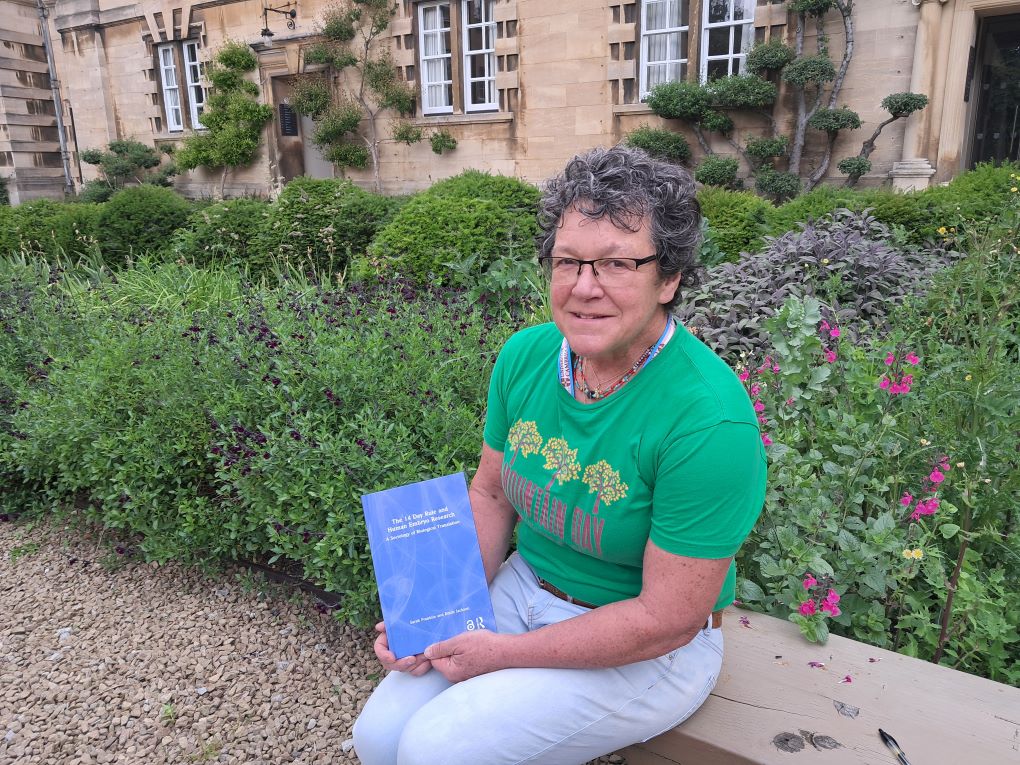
[803,574,818,590]
[821,589,841,616]
[829,327,841,338]
[761,433,773,446]
[929,469,945,484]
[839,675,853,684]
[906,353,919,365]
[902,374,913,385]
[758,415,768,424]
[820,320,830,331]
[879,377,891,390]
[799,599,817,616]
[824,349,837,363]
[772,364,780,373]
[885,353,895,366]
[753,400,765,413]
[739,370,750,382]
[900,493,913,506]
[750,384,761,396]
[785,397,795,406]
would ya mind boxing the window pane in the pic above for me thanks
[426,58,451,82]
[707,0,729,23]
[647,63,667,89]
[469,53,487,78]
[646,0,668,30]
[733,0,755,21]
[440,3,451,26]
[471,79,487,104]
[707,59,728,80]
[465,0,482,24]
[469,26,483,51]
[733,24,746,54]
[646,31,681,62]
[708,27,730,56]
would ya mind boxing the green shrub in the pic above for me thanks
[708,75,778,110]
[429,130,457,154]
[289,77,333,119]
[423,169,541,214]
[249,177,396,276]
[215,40,259,71]
[324,142,370,168]
[646,80,712,122]
[169,198,270,269]
[0,199,102,260]
[746,40,796,75]
[922,161,1020,234]
[391,120,424,145]
[696,186,770,261]
[0,175,9,206]
[838,156,871,181]
[695,155,740,189]
[788,0,835,15]
[367,195,534,284]
[882,92,929,118]
[700,110,735,134]
[96,185,192,264]
[808,107,862,135]
[745,135,789,164]
[312,98,363,144]
[624,125,691,164]
[755,168,801,203]
[782,55,837,86]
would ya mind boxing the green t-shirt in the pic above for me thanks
[483,321,766,612]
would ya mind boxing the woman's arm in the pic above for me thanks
[425,540,730,682]
[469,443,518,583]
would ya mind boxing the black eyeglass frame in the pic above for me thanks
[539,254,659,279]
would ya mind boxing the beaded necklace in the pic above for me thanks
[558,316,676,400]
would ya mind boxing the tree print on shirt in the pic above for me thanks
[541,437,580,491]
[507,420,542,468]
[582,460,629,515]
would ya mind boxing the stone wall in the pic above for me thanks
[0,0,68,203]
[23,0,953,199]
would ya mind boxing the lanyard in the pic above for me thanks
[558,315,676,397]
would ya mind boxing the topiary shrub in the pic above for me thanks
[837,156,871,183]
[808,107,862,135]
[366,195,535,285]
[746,40,796,75]
[422,169,541,216]
[624,125,692,164]
[782,55,836,86]
[708,75,778,110]
[429,130,457,154]
[746,135,789,166]
[674,209,962,361]
[700,110,735,134]
[96,185,192,264]
[696,186,770,262]
[755,168,801,203]
[169,198,270,269]
[696,155,740,189]
[250,177,397,275]
[881,92,930,118]
[646,80,712,121]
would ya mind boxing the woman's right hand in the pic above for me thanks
[373,622,433,676]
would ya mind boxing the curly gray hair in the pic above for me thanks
[537,144,702,311]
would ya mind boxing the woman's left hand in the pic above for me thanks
[424,629,508,683]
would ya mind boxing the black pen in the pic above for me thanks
[879,728,912,765]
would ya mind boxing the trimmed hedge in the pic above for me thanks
[97,185,192,264]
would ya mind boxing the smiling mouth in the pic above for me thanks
[573,312,609,320]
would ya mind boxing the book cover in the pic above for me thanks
[361,472,496,659]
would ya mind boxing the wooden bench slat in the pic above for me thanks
[619,607,1020,764]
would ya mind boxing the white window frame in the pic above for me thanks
[700,0,756,81]
[461,0,497,112]
[418,1,454,115]
[157,43,184,132]
[183,41,207,130]
[640,0,689,99]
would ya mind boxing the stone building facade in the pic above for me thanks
[2,0,1018,201]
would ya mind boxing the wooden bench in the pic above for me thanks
[617,607,1020,764]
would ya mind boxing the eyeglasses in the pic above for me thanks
[539,255,658,286]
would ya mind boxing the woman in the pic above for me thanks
[353,145,766,765]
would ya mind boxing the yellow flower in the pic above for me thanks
[965,374,972,381]
[937,226,947,236]
[902,548,923,560]
[956,461,965,468]
[821,258,830,264]
[1012,187,1019,194]
[919,438,931,446]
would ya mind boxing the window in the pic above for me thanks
[701,0,756,81]
[156,41,206,133]
[158,43,184,132]
[462,0,497,111]
[638,0,755,96]
[417,0,498,116]
[183,41,207,129]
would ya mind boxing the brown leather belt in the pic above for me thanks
[536,577,724,628]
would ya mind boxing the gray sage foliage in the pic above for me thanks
[674,210,963,361]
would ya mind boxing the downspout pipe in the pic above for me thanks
[36,0,75,196]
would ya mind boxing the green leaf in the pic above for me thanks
[940,523,961,539]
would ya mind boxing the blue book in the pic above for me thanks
[361,472,496,659]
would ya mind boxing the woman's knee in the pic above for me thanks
[352,702,400,765]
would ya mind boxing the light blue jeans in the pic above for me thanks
[352,553,723,765]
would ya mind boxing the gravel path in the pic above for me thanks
[1,519,626,765]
